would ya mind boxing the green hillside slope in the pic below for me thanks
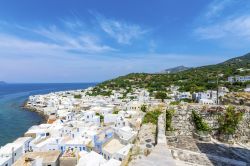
[93,53,250,95]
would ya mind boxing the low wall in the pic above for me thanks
[166,104,250,143]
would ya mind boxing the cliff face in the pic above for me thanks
[167,104,250,143]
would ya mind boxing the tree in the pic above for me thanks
[141,104,147,112]
[218,106,244,135]
[155,91,167,102]
[74,94,82,99]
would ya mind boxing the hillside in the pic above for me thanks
[160,65,191,74]
[92,53,250,95]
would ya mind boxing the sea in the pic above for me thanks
[0,83,95,146]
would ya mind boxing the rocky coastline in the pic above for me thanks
[22,100,49,124]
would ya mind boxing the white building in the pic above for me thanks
[77,151,107,166]
[102,138,132,162]
[0,142,23,165]
[199,98,215,105]
[176,92,192,100]
[13,137,33,153]
[0,156,12,166]
[115,126,137,144]
[244,84,250,92]
[228,75,250,83]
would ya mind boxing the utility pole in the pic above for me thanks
[216,74,221,105]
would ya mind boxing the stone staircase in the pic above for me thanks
[130,113,177,166]
[131,143,176,166]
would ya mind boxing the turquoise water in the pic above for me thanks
[0,83,95,146]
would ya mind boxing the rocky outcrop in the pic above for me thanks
[221,92,250,106]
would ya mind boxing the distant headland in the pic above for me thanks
[0,81,6,85]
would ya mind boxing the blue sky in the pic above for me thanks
[0,0,250,83]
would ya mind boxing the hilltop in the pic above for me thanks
[92,53,250,95]
[159,65,191,74]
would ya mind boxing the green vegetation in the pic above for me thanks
[96,112,104,122]
[140,104,147,112]
[142,108,162,125]
[218,106,244,135]
[155,91,167,102]
[86,87,112,96]
[191,110,211,132]
[113,107,119,114]
[91,53,250,96]
[74,94,82,99]
[170,101,180,105]
[180,98,193,103]
[166,109,175,131]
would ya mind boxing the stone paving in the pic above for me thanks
[129,123,157,163]
[128,111,250,166]
[168,136,250,166]
[130,114,176,166]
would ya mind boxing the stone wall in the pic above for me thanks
[166,104,250,143]
[221,92,250,106]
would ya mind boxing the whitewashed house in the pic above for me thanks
[13,137,33,153]
[102,138,132,162]
[0,142,23,164]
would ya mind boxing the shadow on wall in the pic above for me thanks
[196,142,250,166]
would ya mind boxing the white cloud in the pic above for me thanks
[195,15,250,40]
[33,25,116,54]
[94,13,148,44]
[0,34,63,56]
[1,20,116,55]
[205,0,234,19]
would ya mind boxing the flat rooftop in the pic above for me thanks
[103,139,125,154]
[0,142,23,154]
[14,137,33,144]
[13,151,61,166]
[0,156,11,165]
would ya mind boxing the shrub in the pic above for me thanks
[170,101,180,105]
[166,109,175,131]
[180,98,192,103]
[218,106,244,135]
[191,110,211,132]
[113,108,119,114]
[141,104,147,112]
[74,94,82,99]
[142,108,161,125]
